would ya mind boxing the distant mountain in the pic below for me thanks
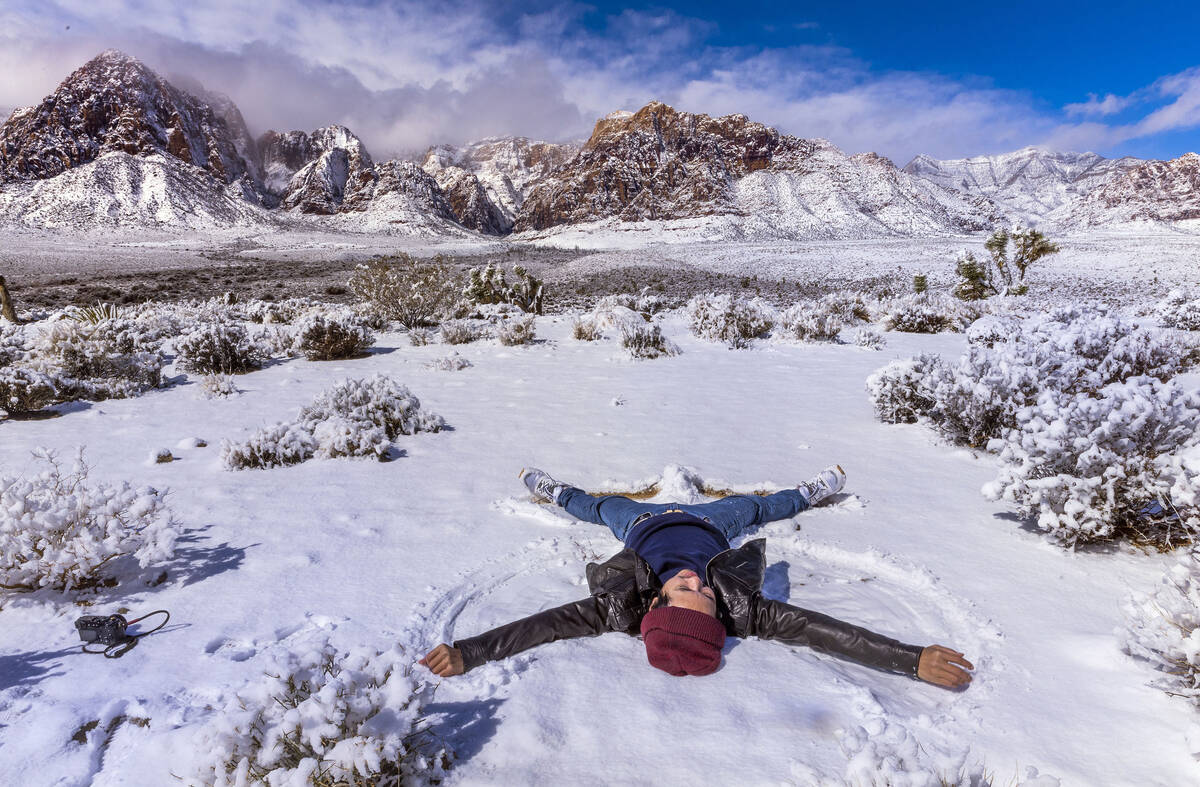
[1050,152,1200,227]
[512,102,1001,239]
[902,147,1142,226]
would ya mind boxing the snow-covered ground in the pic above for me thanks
[1,310,1197,785]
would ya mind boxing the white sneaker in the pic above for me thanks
[520,467,567,504]
[799,465,846,506]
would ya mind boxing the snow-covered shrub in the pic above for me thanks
[818,292,872,324]
[982,377,1200,547]
[686,293,775,348]
[852,327,886,350]
[0,449,177,592]
[408,328,432,347]
[241,297,321,326]
[1158,289,1200,331]
[223,376,444,470]
[0,323,30,368]
[247,324,300,359]
[197,374,240,399]
[349,255,462,328]
[36,319,164,400]
[174,323,266,376]
[439,319,485,345]
[463,262,544,314]
[865,354,942,424]
[880,293,978,333]
[0,367,57,415]
[426,352,472,371]
[965,313,1023,347]
[295,314,375,361]
[1123,549,1200,705]
[497,316,536,346]
[779,302,843,342]
[594,289,665,318]
[621,324,680,359]
[572,317,601,341]
[189,638,449,787]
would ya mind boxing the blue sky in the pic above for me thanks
[1,1,1198,163]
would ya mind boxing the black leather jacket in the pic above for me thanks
[455,538,925,678]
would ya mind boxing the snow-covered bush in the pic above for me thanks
[349,255,462,328]
[1123,549,1200,705]
[189,638,449,786]
[0,367,57,415]
[463,261,544,314]
[223,376,445,470]
[852,327,886,350]
[817,292,872,324]
[247,324,300,359]
[594,289,665,318]
[0,323,30,368]
[880,293,978,333]
[36,319,164,401]
[439,319,485,345]
[174,323,266,376]
[197,374,240,399]
[497,316,536,346]
[1158,289,1200,331]
[686,293,775,348]
[621,324,680,359]
[982,377,1200,547]
[873,310,1200,449]
[965,313,1023,347]
[865,355,942,424]
[295,314,375,361]
[779,302,843,342]
[572,317,601,341]
[426,352,472,371]
[0,449,177,592]
[408,328,433,347]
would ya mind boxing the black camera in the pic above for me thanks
[75,614,129,646]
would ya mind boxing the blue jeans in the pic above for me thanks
[557,487,810,543]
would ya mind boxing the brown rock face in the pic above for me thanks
[1096,153,1200,221]
[514,101,805,231]
[259,125,376,214]
[0,50,247,185]
[431,166,513,234]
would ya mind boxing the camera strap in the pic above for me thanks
[81,610,171,658]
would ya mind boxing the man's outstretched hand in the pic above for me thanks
[420,643,465,677]
[918,645,974,688]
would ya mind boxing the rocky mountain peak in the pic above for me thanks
[0,49,248,185]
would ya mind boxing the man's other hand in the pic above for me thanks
[917,645,974,688]
[420,643,465,677]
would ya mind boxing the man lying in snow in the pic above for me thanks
[421,466,974,688]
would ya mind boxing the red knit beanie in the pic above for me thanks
[640,606,727,676]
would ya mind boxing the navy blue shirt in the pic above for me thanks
[624,511,730,583]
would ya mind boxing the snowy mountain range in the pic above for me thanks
[1,50,1197,238]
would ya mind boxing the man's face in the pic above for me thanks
[661,569,717,617]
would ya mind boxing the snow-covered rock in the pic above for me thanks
[1051,152,1200,228]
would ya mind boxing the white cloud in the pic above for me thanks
[1064,93,1133,117]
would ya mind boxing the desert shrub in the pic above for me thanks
[852,327,886,350]
[0,367,57,415]
[463,262,544,314]
[295,314,375,361]
[197,374,240,399]
[819,292,872,323]
[913,274,928,294]
[965,313,1023,347]
[686,293,775,348]
[241,297,321,326]
[36,319,164,401]
[349,255,462,328]
[174,323,266,376]
[247,324,300,359]
[1123,550,1200,705]
[572,317,602,341]
[865,354,942,424]
[779,302,843,342]
[880,293,977,333]
[439,319,486,345]
[875,310,1200,450]
[189,637,448,786]
[408,328,432,347]
[981,377,1200,547]
[223,375,444,470]
[497,316,537,346]
[0,323,30,368]
[621,324,680,359]
[594,289,665,319]
[0,449,177,592]
[1158,289,1200,331]
[426,352,472,371]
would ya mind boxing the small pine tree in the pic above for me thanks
[913,275,928,294]
[952,252,993,301]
